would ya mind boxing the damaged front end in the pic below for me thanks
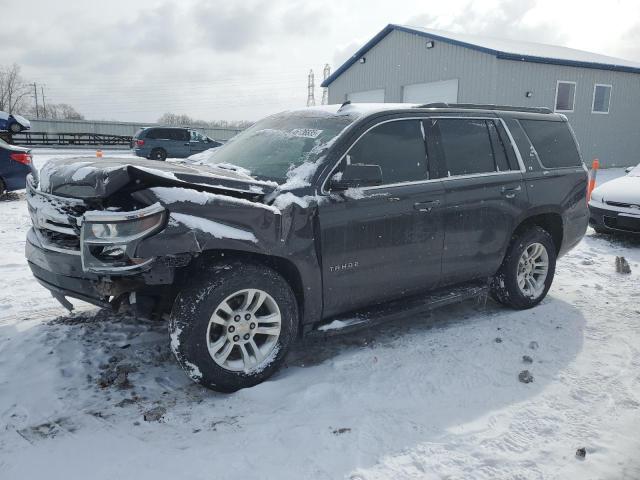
[26,178,177,313]
[25,157,288,316]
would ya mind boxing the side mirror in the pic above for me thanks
[625,166,634,174]
[329,164,383,190]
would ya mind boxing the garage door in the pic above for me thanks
[347,89,385,103]
[402,79,459,104]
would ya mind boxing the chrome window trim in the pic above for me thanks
[320,115,526,195]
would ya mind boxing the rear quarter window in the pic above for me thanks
[519,119,581,168]
[146,129,161,139]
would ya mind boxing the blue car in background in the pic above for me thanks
[0,111,31,133]
[0,138,32,195]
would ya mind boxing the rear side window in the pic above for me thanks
[435,119,495,176]
[147,128,171,139]
[348,120,427,185]
[519,120,581,168]
[174,129,190,141]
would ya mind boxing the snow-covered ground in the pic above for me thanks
[1,150,639,479]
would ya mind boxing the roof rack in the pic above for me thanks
[414,103,553,114]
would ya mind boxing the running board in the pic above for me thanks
[310,280,489,337]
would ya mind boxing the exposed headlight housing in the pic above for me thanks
[81,203,166,273]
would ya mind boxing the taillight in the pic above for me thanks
[10,152,31,165]
[135,139,145,147]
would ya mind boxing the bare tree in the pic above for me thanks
[52,103,85,120]
[0,64,31,114]
[158,112,252,129]
[22,102,85,120]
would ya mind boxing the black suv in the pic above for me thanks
[25,103,588,392]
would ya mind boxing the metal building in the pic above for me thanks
[322,24,640,167]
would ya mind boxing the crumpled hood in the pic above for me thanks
[35,156,277,200]
[593,175,640,204]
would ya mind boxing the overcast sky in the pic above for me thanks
[2,0,640,122]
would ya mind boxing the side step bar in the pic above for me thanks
[310,280,489,337]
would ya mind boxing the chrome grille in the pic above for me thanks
[27,180,87,255]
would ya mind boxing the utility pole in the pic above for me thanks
[306,69,315,107]
[321,64,330,105]
[32,82,39,119]
[40,85,47,118]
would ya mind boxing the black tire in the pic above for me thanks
[0,177,5,198]
[169,262,299,392]
[592,225,610,235]
[490,226,557,309]
[9,122,21,133]
[149,148,167,161]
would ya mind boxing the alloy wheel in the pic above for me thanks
[206,289,282,372]
[517,242,549,299]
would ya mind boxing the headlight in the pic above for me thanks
[82,203,165,244]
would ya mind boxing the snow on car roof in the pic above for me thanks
[289,103,420,119]
[322,24,640,87]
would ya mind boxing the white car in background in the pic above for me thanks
[589,164,640,234]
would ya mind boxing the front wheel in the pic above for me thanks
[9,122,21,133]
[169,262,298,392]
[490,226,557,309]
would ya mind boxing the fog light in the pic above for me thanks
[100,246,126,259]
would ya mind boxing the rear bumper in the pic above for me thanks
[3,163,30,191]
[133,147,150,158]
[589,203,640,234]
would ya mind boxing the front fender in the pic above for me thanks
[132,186,324,324]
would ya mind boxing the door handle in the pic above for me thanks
[413,200,441,212]
[501,185,522,199]
[184,143,190,146]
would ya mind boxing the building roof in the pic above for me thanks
[321,24,640,87]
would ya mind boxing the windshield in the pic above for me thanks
[203,112,353,182]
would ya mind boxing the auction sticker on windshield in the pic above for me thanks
[289,128,322,138]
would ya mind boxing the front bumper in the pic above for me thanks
[26,228,177,309]
[26,228,110,307]
[589,202,640,234]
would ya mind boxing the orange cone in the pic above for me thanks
[587,158,599,200]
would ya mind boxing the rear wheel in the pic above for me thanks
[9,122,21,133]
[149,148,167,161]
[490,226,556,309]
[0,177,6,197]
[169,262,298,392]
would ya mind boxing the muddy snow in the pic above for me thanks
[1,151,639,479]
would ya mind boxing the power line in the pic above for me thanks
[306,69,315,107]
[321,64,330,105]
[32,83,39,119]
[41,85,47,117]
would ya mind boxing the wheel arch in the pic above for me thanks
[184,249,308,332]
[512,212,563,254]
